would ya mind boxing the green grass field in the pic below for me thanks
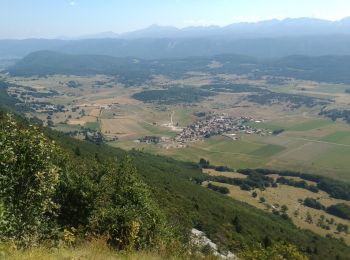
[246,121,285,131]
[53,123,82,132]
[138,122,177,137]
[246,118,331,132]
[286,119,332,131]
[321,131,350,145]
[249,144,286,157]
[85,121,101,131]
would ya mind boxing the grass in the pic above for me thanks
[321,131,350,145]
[85,121,101,131]
[246,121,286,131]
[315,146,350,177]
[246,118,332,132]
[138,122,177,137]
[309,84,350,94]
[53,123,82,133]
[249,144,286,157]
[205,136,263,154]
[286,119,332,132]
[265,141,350,182]
[0,239,168,260]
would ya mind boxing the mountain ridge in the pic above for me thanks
[78,17,350,39]
[2,17,350,60]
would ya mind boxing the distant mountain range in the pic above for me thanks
[79,17,350,39]
[2,17,350,59]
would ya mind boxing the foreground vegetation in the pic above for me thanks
[0,112,181,255]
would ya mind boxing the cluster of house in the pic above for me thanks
[174,114,270,144]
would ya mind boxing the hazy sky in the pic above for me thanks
[1,0,350,39]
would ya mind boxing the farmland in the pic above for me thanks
[3,72,350,182]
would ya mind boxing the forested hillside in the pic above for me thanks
[7,51,350,84]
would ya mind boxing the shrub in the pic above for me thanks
[0,114,62,245]
[327,204,350,220]
[337,223,349,233]
[281,205,288,213]
[272,129,284,135]
[240,183,252,191]
[252,191,258,198]
[207,183,230,195]
[303,198,325,210]
[88,156,167,250]
[306,212,313,224]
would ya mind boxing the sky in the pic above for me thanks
[1,0,350,39]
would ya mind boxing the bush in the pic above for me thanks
[317,179,350,200]
[0,114,62,245]
[207,183,229,195]
[198,158,210,169]
[272,129,284,135]
[327,204,350,220]
[88,156,167,250]
[337,223,349,233]
[303,198,325,210]
[252,191,258,198]
[281,205,288,213]
[276,177,318,193]
[281,213,290,220]
[240,183,252,191]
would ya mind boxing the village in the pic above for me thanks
[138,114,271,149]
[174,114,271,144]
